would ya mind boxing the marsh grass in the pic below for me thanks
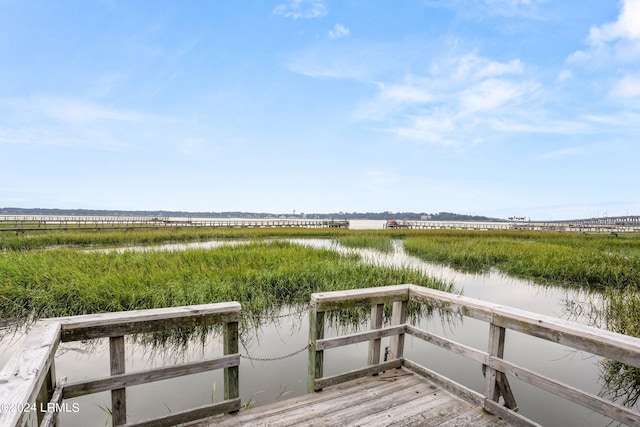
[402,230,640,288]
[0,227,352,251]
[600,287,640,407]
[336,235,394,253]
[0,241,450,320]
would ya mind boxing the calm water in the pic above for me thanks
[0,237,623,426]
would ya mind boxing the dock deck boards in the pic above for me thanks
[188,369,513,427]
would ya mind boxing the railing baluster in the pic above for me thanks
[110,336,127,426]
[223,319,239,408]
[388,300,407,360]
[35,362,56,425]
[307,308,324,392]
[367,303,384,368]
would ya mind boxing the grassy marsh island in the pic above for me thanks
[0,237,446,320]
[401,230,640,289]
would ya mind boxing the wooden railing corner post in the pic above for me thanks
[223,319,240,408]
[36,360,57,425]
[388,300,408,360]
[484,323,517,412]
[307,307,324,393]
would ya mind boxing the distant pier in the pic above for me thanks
[0,216,350,232]
[384,215,640,233]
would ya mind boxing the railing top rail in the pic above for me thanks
[407,285,640,367]
[0,321,60,427]
[311,284,410,312]
[310,284,640,368]
[53,302,241,341]
[50,302,241,328]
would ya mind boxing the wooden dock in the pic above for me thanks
[0,216,349,232]
[189,368,511,426]
[3,285,640,426]
[383,216,640,233]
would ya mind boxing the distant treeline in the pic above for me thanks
[0,207,505,222]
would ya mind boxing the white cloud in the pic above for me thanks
[588,0,640,45]
[610,74,640,98]
[1,96,147,124]
[390,114,458,146]
[328,24,350,40]
[453,55,524,80]
[0,96,176,149]
[571,0,640,64]
[273,0,327,20]
[557,69,573,82]
[379,82,434,104]
[425,0,548,19]
[459,78,537,113]
[352,53,544,145]
[567,1,640,103]
[539,143,612,160]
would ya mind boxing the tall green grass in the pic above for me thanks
[601,286,640,406]
[337,235,395,252]
[0,241,450,320]
[402,231,640,289]
[0,227,352,251]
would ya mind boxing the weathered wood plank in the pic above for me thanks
[403,359,540,427]
[368,303,384,366]
[490,356,640,426]
[313,359,402,390]
[40,377,67,427]
[438,407,511,427]
[201,370,405,426]
[388,300,407,359]
[492,306,640,368]
[249,374,427,427]
[315,325,405,351]
[0,320,60,427]
[326,380,446,426]
[403,358,485,407]
[58,303,241,341]
[409,285,495,322]
[223,321,239,403]
[382,397,472,427]
[307,309,324,393]
[408,285,640,369]
[63,354,240,399]
[311,284,410,312]
[304,380,439,427]
[124,398,240,427]
[195,368,513,427]
[110,336,126,426]
[405,324,489,365]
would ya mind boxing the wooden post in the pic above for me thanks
[110,336,126,426]
[388,301,407,360]
[368,303,384,367]
[484,323,517,411]
[307,308,324,393]
[36,361,56,425]
[223,320,239,406]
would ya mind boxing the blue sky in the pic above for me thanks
[1,0,639,220]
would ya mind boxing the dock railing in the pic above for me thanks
[0,303,241,427]
[308,284,640,427]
